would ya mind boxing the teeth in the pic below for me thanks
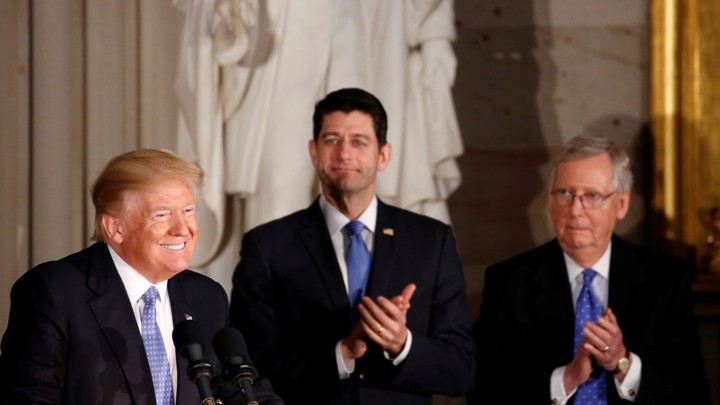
[161,243,184,250]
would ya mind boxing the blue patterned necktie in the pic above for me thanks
[573,269,607,405]
[141,286,175,405]
[343,221,371,319]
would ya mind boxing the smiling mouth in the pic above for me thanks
[161,242,185,250]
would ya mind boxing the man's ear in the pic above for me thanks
[616,190,631,221]
[377,143,392,172]
[102,214,124,244]
[308,139,318,167]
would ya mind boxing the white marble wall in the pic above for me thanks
[10,1,720,403]
[0,0,30,343]
[450,1,650,319]
[1,3,652,394]
[0,0,652,337]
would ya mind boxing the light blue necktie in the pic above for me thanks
[344,221,371,319]
[141,286,175,405]
[573,269,607,405]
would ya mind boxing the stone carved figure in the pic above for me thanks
[175,0,463,266]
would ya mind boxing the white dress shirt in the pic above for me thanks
[109,245,178,400]
[550,242,641,404]
[318,195,413,379]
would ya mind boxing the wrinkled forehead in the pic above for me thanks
[551,154,615,189]
[119,181,197,210]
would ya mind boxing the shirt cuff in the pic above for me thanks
[383,329,413,365]
[335,340,355,380]
[613,352,641,401]
[550,366,575,405]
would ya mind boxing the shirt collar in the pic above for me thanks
[319,194,377,236]
[563,241,612,282]
[108,244,170,304]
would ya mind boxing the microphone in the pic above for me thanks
[213,327,259,405]
[172,320,217,405]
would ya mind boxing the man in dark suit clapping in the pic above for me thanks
[230,88,475,405]
[468,134,709,404]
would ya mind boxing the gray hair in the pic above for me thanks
[549,134,633,193]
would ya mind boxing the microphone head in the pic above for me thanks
[172,319,206,361]
[213,327,251,366]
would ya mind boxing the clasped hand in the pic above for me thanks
[341,283,416,360]
[564,308,629,391]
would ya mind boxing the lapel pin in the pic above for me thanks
[184,313,193,320]
[382,228,394,236]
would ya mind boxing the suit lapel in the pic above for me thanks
[168,277,196,325]
[531,240,576,355]
[85,243,155,405]
[608,236,646,324]
[367,200,398,298]
[301,200,349,308]
[168,278,196,405]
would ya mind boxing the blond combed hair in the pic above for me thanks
[90,149,204,242]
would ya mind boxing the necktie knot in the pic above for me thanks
[582,269,597,287]
[142,286,159,307]
[344,220,365,238]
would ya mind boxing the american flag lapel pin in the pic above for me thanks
[382,228,394,236]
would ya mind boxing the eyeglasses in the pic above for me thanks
[551,188,615,209]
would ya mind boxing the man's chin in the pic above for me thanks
[559,237,591,251]
[164,258,191,273]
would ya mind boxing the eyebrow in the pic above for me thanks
[320,132,370,139]
[148,201,196,212]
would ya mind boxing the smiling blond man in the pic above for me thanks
[0,149,282,405]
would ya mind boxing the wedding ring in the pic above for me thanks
[602,345,610,352]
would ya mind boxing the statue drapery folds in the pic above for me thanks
[175,0,463,265]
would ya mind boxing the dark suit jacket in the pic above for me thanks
[0,242,282,405]
[467,236,709,404]
[230,198,475,405]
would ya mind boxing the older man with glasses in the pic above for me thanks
[467,134,709,405]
